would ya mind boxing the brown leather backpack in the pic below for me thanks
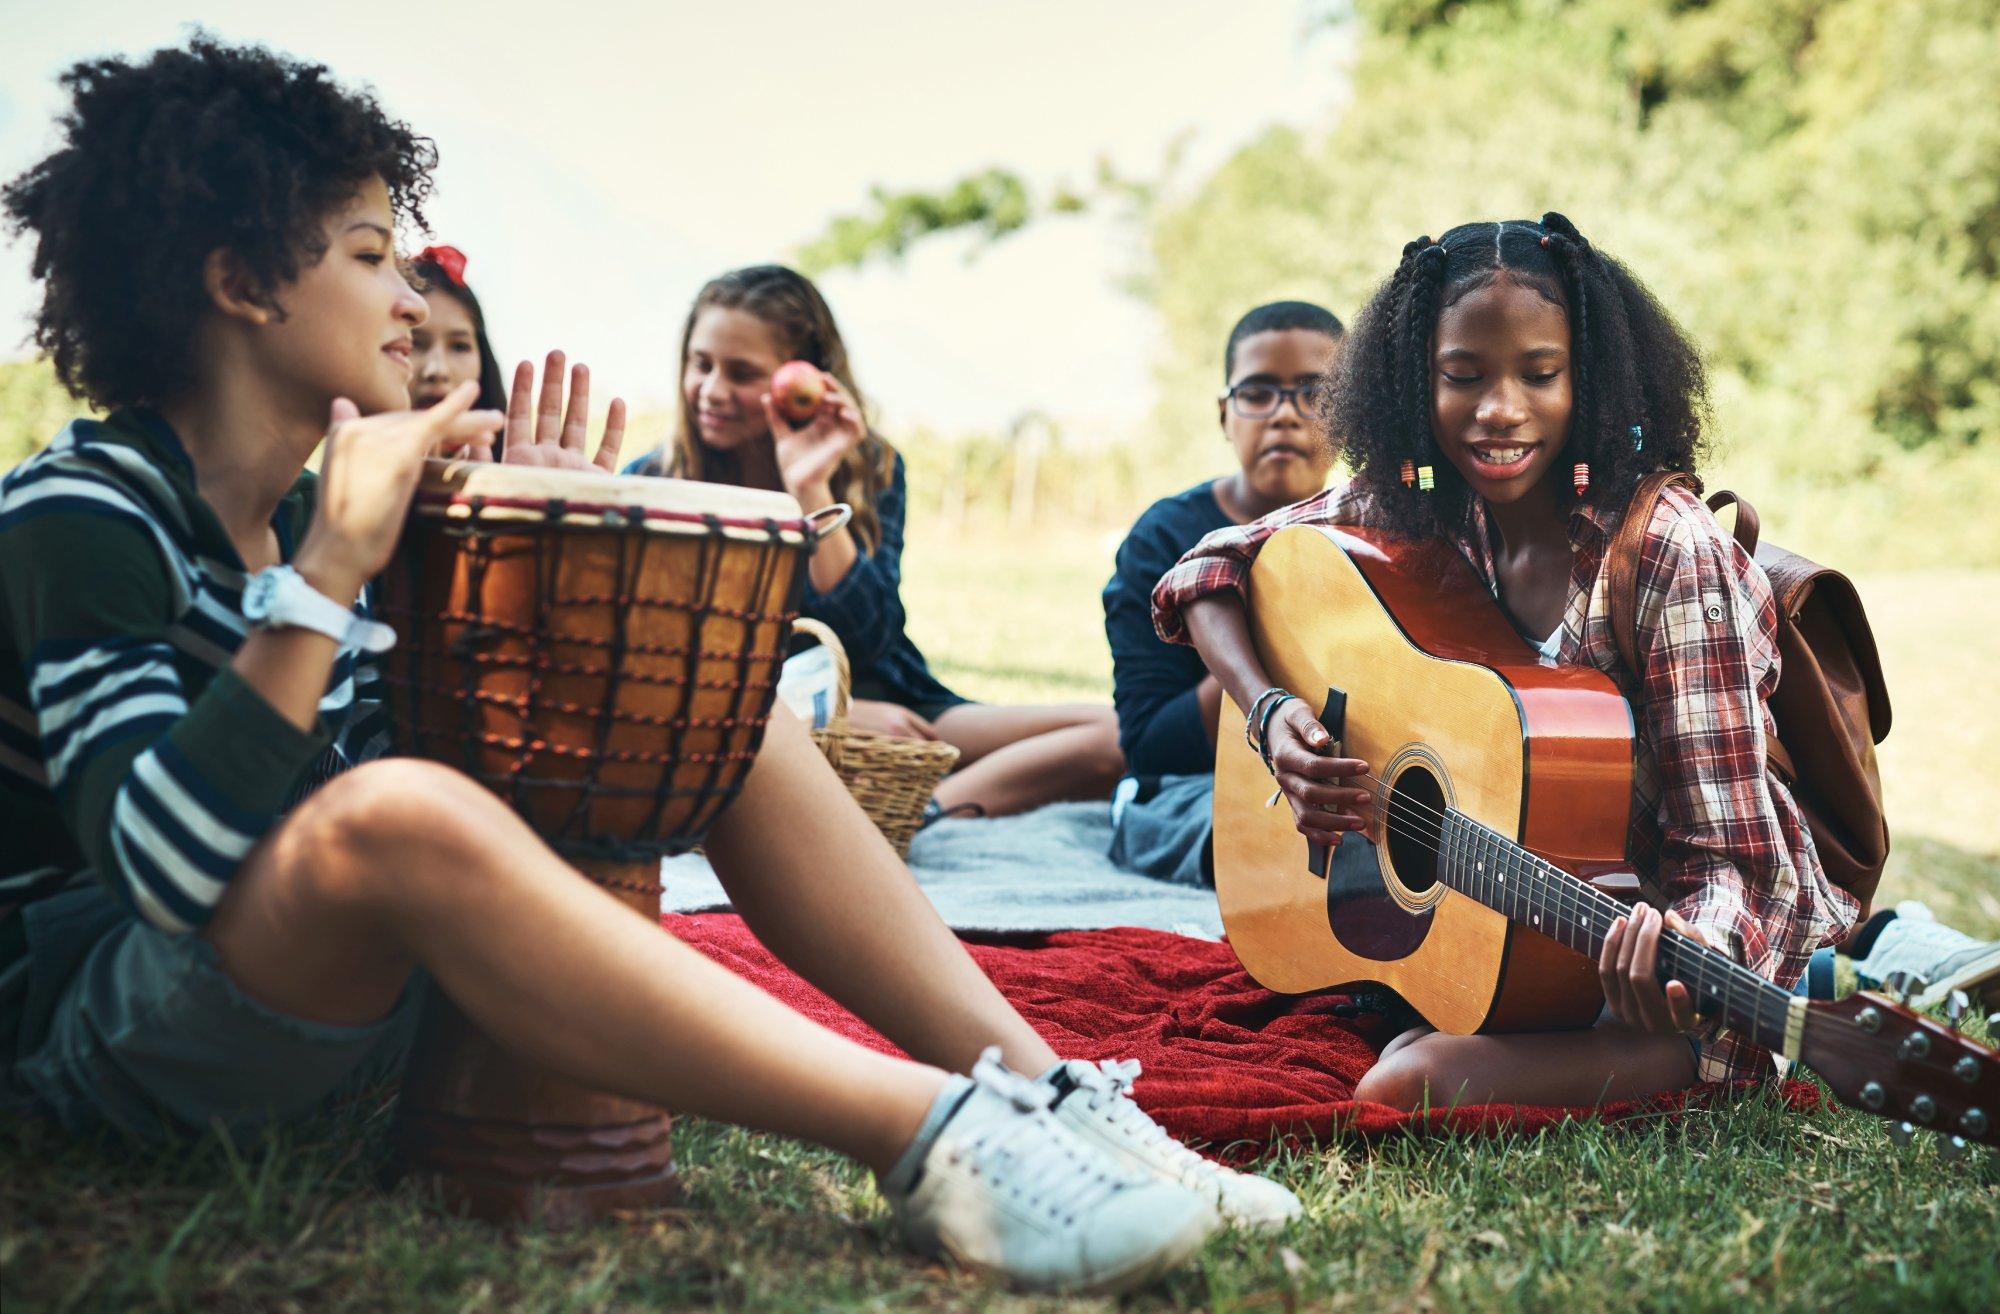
[1608,473,1892,917]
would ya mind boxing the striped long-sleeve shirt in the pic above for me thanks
[1151,481,1857,1084]
[0,410,385,972]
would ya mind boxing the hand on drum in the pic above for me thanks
[1264,698,1373,849]
[764,373,865,507]
[847,698,941,741]
[298,383,503,604]
[495,350,629,472]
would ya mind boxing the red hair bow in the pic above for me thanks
[414,244,469,290]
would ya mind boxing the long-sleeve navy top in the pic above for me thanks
[1102,480,1233,776]
[625,447,964,713]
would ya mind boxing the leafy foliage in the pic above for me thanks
[793,1,2000,565]
[1144,0,2000,563]
[0,357,91,471]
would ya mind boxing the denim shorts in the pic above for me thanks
[4,883,424,1143]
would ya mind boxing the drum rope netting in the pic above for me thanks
[380,495,809,881]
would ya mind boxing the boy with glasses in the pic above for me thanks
[1102,302,1343,883]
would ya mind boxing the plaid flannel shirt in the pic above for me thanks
[1151,482,1857,1084]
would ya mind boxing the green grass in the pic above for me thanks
[6,521,1999,1313]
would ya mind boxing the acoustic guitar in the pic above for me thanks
[1213,523,1999,1149]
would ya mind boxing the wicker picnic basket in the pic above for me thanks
[793,618,959,857]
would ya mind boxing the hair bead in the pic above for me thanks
[1400,459,1417,488]
[1572,461,1591,496]
[1417,464,1436,492]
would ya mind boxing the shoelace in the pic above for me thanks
[1076,1059,1219,1179]
[948,1048,1133,1224]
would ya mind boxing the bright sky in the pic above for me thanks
[0,2,1347,436]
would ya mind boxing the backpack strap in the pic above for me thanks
[1606,471,1703,683]
[1704,488,1761,554]
[1609,477,1809,784]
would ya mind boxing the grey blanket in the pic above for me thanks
[661,802,1223,939]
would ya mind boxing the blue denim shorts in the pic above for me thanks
[4,884,424,1143]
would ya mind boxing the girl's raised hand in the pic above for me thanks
[297,383,503,604]
[1264,698,1374,849]
[765,373,864,505]
[500,350,629,472]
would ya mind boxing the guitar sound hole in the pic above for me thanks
[1385,764,1446,894]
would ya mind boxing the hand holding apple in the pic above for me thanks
[763,368,866,507]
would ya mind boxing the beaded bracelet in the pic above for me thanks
[1253,692,1298,772]
[1241,687,1289,760]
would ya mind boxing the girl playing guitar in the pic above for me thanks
[1154,215,1857,1108]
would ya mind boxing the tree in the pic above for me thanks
[0,358,90,472]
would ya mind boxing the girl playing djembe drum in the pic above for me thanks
[0,39,1297,1293]
[625,266,1126,820]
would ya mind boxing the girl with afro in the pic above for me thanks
[0,37,1292,1291]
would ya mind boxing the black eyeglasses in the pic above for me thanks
[1221,378,1322,418]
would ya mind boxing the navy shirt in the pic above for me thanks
[1102,480,1234,776]
[624,448,965,716]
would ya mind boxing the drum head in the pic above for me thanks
[412,458,812,545]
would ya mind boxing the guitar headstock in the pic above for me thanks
[1800,990,2000,1153]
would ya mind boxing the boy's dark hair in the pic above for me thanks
[1325,212,1709,535]
[408,255,508,414]
[3,36,436,410]
[1224,300,1344,379]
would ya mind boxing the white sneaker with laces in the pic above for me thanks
[1041,1057,1303,1232]
[879,1048,1216,1294]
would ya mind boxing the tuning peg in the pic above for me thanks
[1944,989,1971,1027]
[1986,1011,2000,1034]
[1938,1135,1969,1163]
[1883,971,1917,1003]
[1888,1120,1916,1147]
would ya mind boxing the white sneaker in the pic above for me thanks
[1861,902,2000,1009]
[1042,1057,1304,1232]
[879,1048,1216,1293]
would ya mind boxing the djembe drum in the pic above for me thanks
[375,458,835,1225]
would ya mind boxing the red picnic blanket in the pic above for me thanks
[666,913,1820,1152]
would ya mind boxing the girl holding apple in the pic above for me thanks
[625,265,1123,819]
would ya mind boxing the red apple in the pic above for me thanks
[771,360,827,428]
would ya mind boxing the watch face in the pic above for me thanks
[243,572,274,621]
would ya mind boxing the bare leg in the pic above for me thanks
[704,706,1060,1078]
[1352,1014,1698,1111]
[203,758,943,1173]
[930,704,1125,817]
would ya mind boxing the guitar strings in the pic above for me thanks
[1268,764,1879,1050]
[1271,781,2000,1108]
[1259,736,1998,1072]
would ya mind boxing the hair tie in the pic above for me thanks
[414,244,469,290]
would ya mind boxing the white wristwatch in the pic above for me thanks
[242,565,397,654]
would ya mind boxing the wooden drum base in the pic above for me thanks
[395,858,681,1226]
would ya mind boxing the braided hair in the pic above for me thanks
[1324,213,1709,536]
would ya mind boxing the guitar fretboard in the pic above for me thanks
[1435,810,1795,1053]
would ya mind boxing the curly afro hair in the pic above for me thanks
[3,36,437,410]
[1324,213,1710,536]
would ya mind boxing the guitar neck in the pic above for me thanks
[1436,811,1795,1054]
